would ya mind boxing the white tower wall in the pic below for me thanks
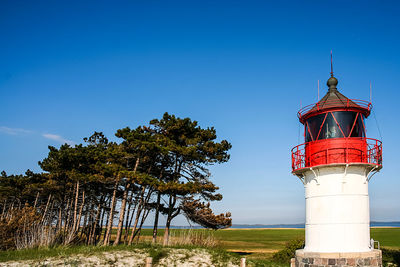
[301,164,375,252]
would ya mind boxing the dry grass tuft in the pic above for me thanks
[169,229,219,247]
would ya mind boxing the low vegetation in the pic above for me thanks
[0,244,242,266]
[382,248,400,267]
[272,237,305,263]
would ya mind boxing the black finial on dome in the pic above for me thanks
[327,76,338,91]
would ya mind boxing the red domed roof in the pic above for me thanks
[298,76,371,123]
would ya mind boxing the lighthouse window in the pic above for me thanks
[331,111,357,137]
[319,113,344,140]
[331,111,365,138]
[305,113,326,142]
[350,114,365,137]
[306,114,325,142]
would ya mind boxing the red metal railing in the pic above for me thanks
[291,137,382,172]
[298,99,371,119]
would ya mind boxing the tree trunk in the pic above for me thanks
[128,186,146,245]
[127,202,143,245]
[65,194,74,231]
[80,205,89,239]
[152,192,161,244]
[135,203,152,243]
[130,187,154,243]
[56,206,62,231]
[61,194,68,230]
[89,199,102,244]
[44,199,55,226]
[114,155,139,245]
[72,181,80,232]
[104,180,118,246]
[101,197,111,242]
[75,190,85,232]
[163,194,177,246]
[41,194,52,224]
[123,190,135,243]
[33,192,39,209]
[163,218,171,246]
[114,158,140,245]
[113,182,130,246]
[1,200,6,219]
[82,200,93,243]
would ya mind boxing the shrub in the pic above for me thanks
[272,237,304,264]
[0,205,42,250]
[148,248,168,264]
[382,248,400,267]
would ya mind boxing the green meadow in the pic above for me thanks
[144,227,400,259]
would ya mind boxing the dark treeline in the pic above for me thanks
[0,113,232,250]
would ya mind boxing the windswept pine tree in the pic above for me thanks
[149,113,232,245]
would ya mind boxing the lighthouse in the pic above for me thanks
[291,68,383,266]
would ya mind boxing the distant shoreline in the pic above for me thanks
[135,222,400,230]
[222,226,400,230]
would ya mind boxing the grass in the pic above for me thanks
[0,244,147,263]
[371,228,400,249]
[0,227,399,265]
[148,247,168,265]
[125,227,400,261]
[138,228,303,260]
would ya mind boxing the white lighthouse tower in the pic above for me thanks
[291,68,383,266]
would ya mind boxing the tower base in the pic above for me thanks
[291,249,382,267]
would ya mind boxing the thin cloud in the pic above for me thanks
[0,126,32,135]
[42,133,75,145]
[0,126,75,145]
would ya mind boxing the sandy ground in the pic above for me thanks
[0,248,239,267]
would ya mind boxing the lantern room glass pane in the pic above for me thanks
[319,113,343,139]
[307,113,325,141]
[331,111,357,137]
[350,114,365,137]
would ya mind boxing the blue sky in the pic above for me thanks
[1,0,399,224]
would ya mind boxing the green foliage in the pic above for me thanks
[382,248,400,267]
[148,247,168,264]
[247,259,289,267]
[181,198,232,229]
[209,247,241,266]
[271,237,304,264]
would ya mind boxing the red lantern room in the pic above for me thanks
[291,74,383,174]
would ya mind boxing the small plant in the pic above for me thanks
[271,237,304,264]
[148,247,168,265]
[210,247,241,267]
[63,258,81,267]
